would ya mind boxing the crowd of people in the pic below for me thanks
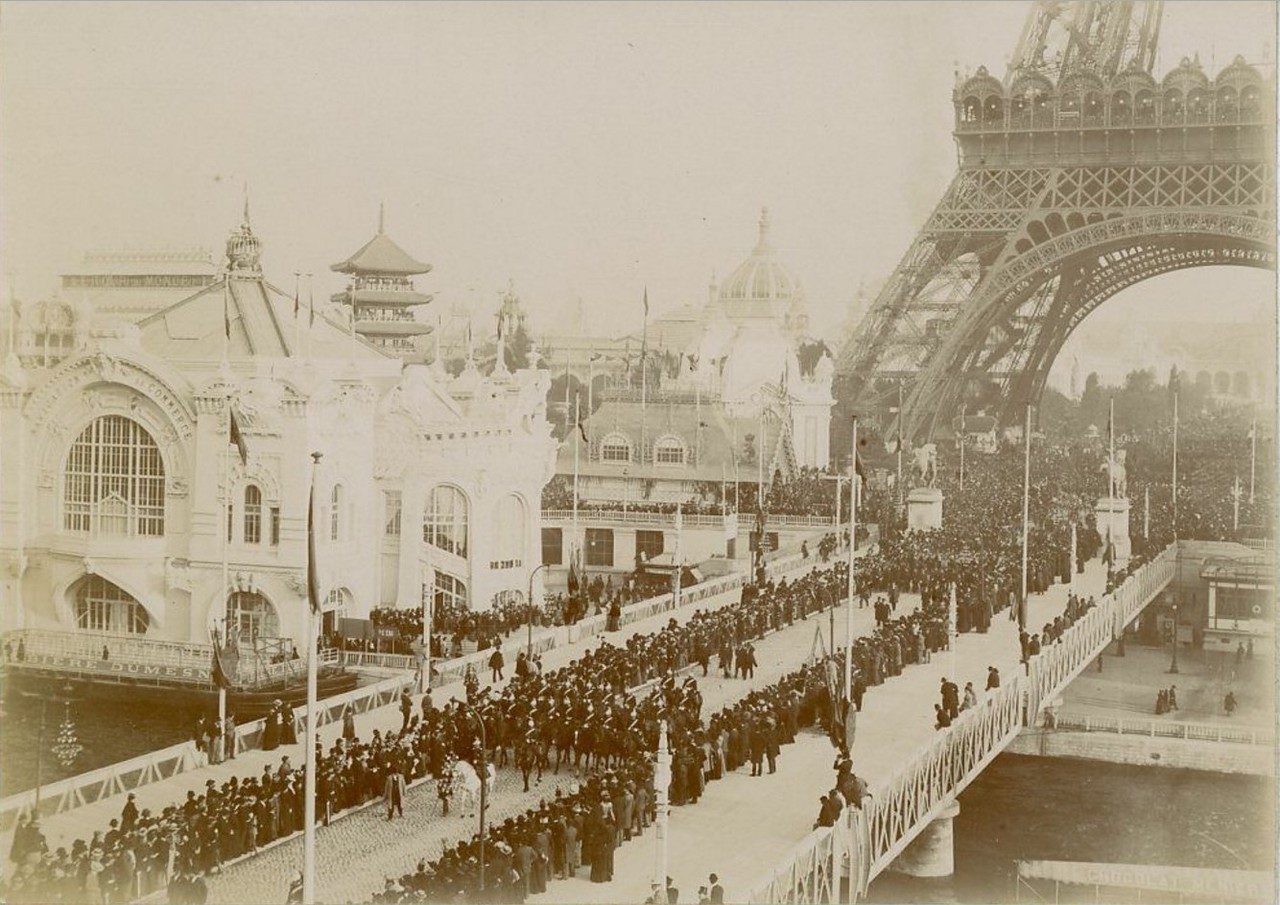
[369,558,962,903]
[541,469,857,520]
[6,399,1268,905]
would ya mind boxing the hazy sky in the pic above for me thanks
[2,1,1275,348]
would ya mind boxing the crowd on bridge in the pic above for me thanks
[5,417,1238,905]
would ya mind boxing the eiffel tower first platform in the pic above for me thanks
[838,0,1276,443]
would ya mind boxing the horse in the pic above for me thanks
[452,759,496,818]
[911,443,937,486]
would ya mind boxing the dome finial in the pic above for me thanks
[756,207,772,251]
[242,182,251,229]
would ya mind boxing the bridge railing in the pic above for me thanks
[339,650,418,672]
[0,672,416,834]
[1052,712,1275,747]
[750,805,868,905]
[864,672,1027,878]
[1026,546,1176,718]
[748,546,1177,904]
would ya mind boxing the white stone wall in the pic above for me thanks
[0,341,556,652]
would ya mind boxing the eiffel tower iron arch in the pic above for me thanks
[836,0,1276,445]
[906,209,1275,439]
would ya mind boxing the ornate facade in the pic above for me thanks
[0,212,556,653]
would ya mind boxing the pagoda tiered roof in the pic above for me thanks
[331,232,431,276]
[331,288,434,307]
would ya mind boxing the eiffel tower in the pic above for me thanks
[837,0,1275,443]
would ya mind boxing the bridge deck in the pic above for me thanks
[0,548,837,901]
[527,559,1114,905]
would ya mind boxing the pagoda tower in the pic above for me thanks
[330,206,434,356]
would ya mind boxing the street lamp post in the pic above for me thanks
[1169,602,1180,674]
[527,563,549,658]
[453,698,488,892]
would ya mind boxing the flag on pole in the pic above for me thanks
[293,275,301,319]
[577,420,588,443]
[309,278,316,328]
[224,282,232,343]
[211,631,240,689]
[643,286,649,318]
[228,405,249,466]
[306,457,323,614]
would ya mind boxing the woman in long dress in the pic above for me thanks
[262,704,281,751]
[280,702,298,745]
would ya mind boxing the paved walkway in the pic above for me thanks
[201,552,888,905]
[529,559,1111,905]
[1058,643,1275,729]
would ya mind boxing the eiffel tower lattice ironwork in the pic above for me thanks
[837,0,1276,443]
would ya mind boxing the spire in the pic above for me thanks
[242,182,251,229]
[754,206,772,252]
[378,202,385,235]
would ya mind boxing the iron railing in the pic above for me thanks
[1051,712,1274,747]
[749,545,1177,904]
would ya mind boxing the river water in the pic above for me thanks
[0,692,196,796]
[867,753,1276,904]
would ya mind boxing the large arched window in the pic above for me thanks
[76,575,150,634]
[243,485,262,544]
[494,495,526,568]
[226,591,280,641]
[423,485,469,558]
[64,415,165,537]
[330,484,344,542]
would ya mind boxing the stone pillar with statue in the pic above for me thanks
[906,442,943,531]
[1096,449,1132,569]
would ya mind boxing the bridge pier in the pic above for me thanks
[889,798,960,878]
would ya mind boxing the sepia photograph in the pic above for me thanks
[0,1,1276,903]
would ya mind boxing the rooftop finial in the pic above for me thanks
[756,207,772,251]
[378,202,385,234]
[242,182,251,229]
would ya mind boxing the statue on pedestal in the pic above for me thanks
[1103,449,1127,498]
[911,443,938,488]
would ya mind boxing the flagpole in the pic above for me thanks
[588,351,594,421]
[641,288,649,460]
[1144,486,1150,540]
[673,504,683,612]
[303,452,323,905]
[1019,404,1031,632]
[896,380,904,512]
[220,392,231,728]
[1069,521,1077,596]
[307,274,315,360]
[695,380,702,464]
[1249,409,1257,505]
[573,395,580,562]
[1108,396,1115,498]
[844,417,857,707]
[1172,390,1179,536]
[293,272,302,357]
[959,403,966,491]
